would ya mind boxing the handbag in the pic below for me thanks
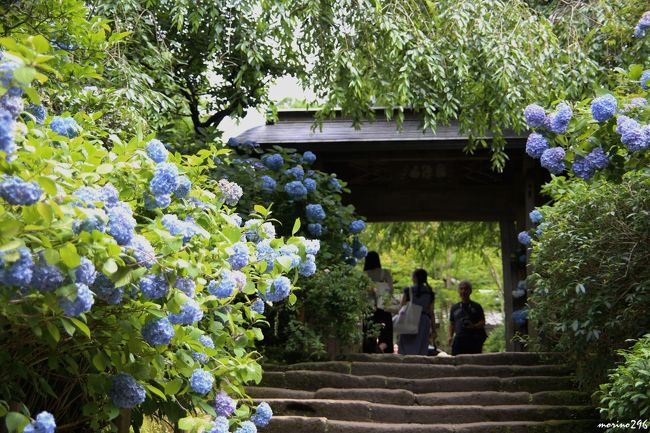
[374,269,391,309]
[392,286,423,335]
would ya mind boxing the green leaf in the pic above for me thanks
[46,322,61,342]
[292,218,301,235]
[30,35,51,53]
[13,66,36,84]
[629,64,644,80]
[276,255,293,272]
[222,226,241,244]
[178,417,197,430]
[5,412,30,433]
[164,378,183,395]
[96,163,114,174]
[43,249,60,265]
[92,352,108,372]
[253,204,268,217]
[145,384,167,401]
[103,258,118,275]
[59,243,81,268]
[60,318,76,336]
[69,317,91,338]
[37,177,58,196]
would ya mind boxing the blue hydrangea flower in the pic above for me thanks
[208,269,245,298]
[227,137,240,147]
[540,147,566,175]
[228,242,249,270]
[4,247,34,287]
[144,193,171,210]
[586,147,609,170]
[353,245,368,259]
[264,276,291,302]
[207,417,230,433]
[255,239,277,273]
[306,204,326,222]
[251,298,265,314]
[549,102,572,134]
[572,156,594,180]
[518,231,532,246]
[303,178,317,192]
[329,177,342,192]
[302,151,317,164]
[234,421,257,433]
[200,335,215,349]
[23,411,56,433]
[50,116,81,138]
[192,334,215,364]
[285,166,305,180]
[278,244,301,269]
[523,104,546,128]
[304,239,320,255]
[59,283,94,317]
[299,254,317,277]
[529,210,543,225]
[161,214,208,243]
[150,163,179,196]
[284,181,308,200]
[349,220,366,234]
[174,175,191,198]
[260,175,276,193]
[91,273,123,304]
[75,257,97,285]
[591,94,617,122]
[190,369,214,395]
[109,373,146,409]
[0,109,16,159]
[536,222,547,238]
[625,97,648,111]
[146,139,168,163]
[140,274,169,300]
[174,277,196,297]
[307,223,322,237]
[635,11,650,38]
[125,235,156,268]
[641,70,650,90]
[251,402,273,427]
[218,179,243,206]
[31,259,65,292]
[142,317,174,346]
[0,95,23,118]
[262,153,284,171]
[108,204,136,245]
[169,299,203,325]
[526,132,548,159]
[28,104,47,124]
[0,59,21,96]
[213,391,236,417]
[100,184,120,208]
[616,116,649,151]
[0,176,43,205]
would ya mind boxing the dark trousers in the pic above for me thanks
[363,308,394,353]
[451,333,484,355]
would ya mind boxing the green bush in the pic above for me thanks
[598,334,650,427]
[528,171,650,389]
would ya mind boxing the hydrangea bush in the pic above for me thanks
[0,38,312,432]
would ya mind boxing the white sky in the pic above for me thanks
[218,75,314,139]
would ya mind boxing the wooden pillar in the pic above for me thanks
[115,409,131,433]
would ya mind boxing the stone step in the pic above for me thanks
[336,352,563,366]
[246,387,590,406]
[264,361,571,378]
[260,399,597,425]
[264,416,599,433]
[260,370,575,393]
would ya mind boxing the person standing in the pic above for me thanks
[363,251,394,353]
[448,281,487,355]
[398,269,436,355]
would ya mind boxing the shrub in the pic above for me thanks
[598,334,650,426]
[527,171,650,389]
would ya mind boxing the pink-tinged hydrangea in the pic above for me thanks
[218,179,243,206]
[213,391,236,417]
[139,274,169,300]
[149,163,179,196]
[525,133,548,159]
[174,277,195,297]
[146,139,168,163]
[284,180,308,200]
[262,153,284,171]
[142,317,174,346]
[586,147,609,170]
[190,369,214,395]
[169,299,203,325]
[109,373,146,408]
[251,402,273,427]
[0,176,43,205]
[518,231,532,246]
[572,156,594,180]
[264,276,291,302]
[540,147,566,175]
[75,257,97,286]
[58,283,94,317]
[50,116,81,138]
[591,94,617,122]
[91,273,123,304]
[549,102,572,134]
[523,104,546,128]
[23,411,56,433]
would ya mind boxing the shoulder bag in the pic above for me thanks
[392,286,423,335]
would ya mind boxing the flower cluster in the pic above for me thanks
[306,203,326,222]
[162,214,208,243]
[58,283,94,317]
[218,179,243,206]
[50,116,81,138]
[142,317,175,346]
[227,242,249,270]
[109,373,146,409]
[0,176,43,205]
[251,402,273,427]
[349,220,366,234]
[208,269,246,298]
[190,369,214,395]
[634,11,650,38]
[139,274,169,300]
[169,299,203,324]
[591,94,617,123]
[23,411,56,433]
[284,180,308,200]
[213,391,236,417]
[92,273,123,304]
[264,276,291,302]
[262,153,284,171]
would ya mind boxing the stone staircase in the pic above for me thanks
[248,352,599,433]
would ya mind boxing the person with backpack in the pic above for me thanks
[448,280,487,355]
[397,269,436,355]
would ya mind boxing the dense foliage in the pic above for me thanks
[0,28,318,433]
[597,334,650,428]
[527,171,650,388]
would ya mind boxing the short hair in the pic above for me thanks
[364,251,381,270]
[458,280,473,292]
